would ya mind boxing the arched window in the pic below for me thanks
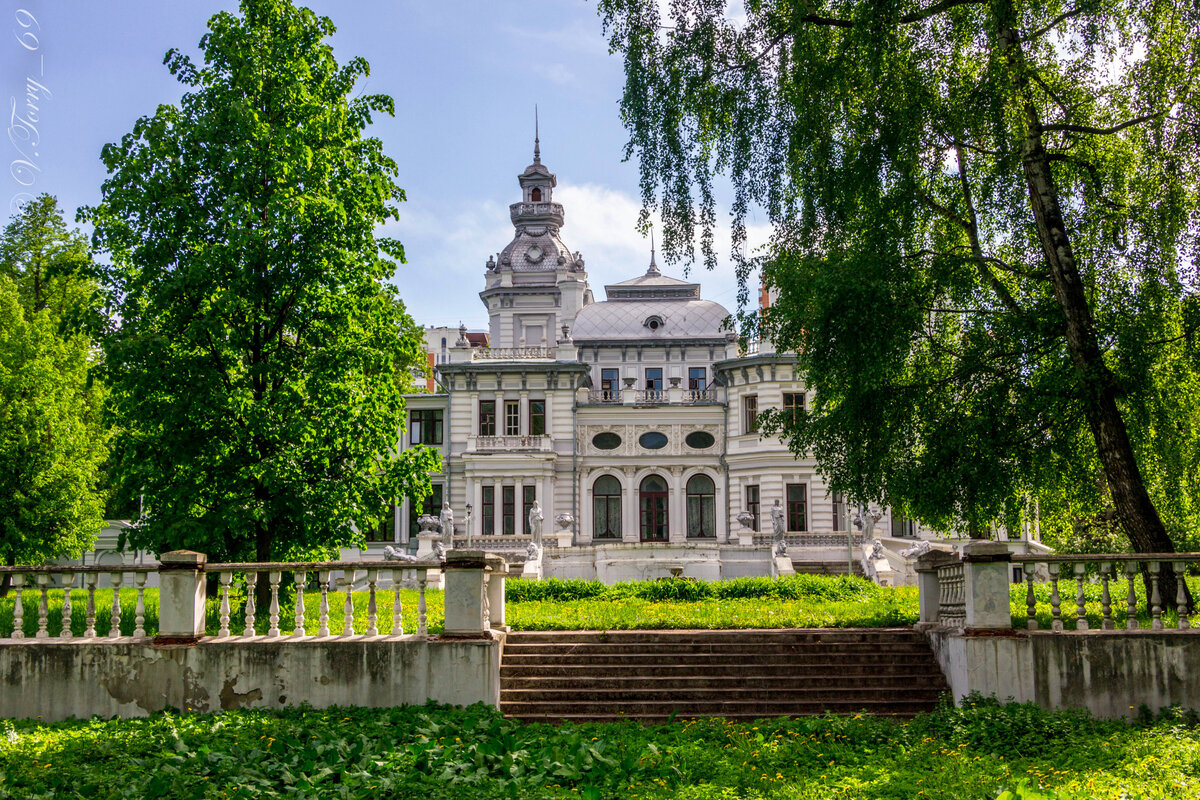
[639,474,669,541]
[593,475,622,539]
[531,187,542,201]
[686,474,716,538]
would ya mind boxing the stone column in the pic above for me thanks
[443,550,488,637]
[962,541,1014,631]
[669,468,685,543]
[155,550,207,645]
[516,480,525,536]
[542,474,554,542]
[519,392,529,437]
[914,549,958,629]
[484,554,508,631]
[624,469,638,543]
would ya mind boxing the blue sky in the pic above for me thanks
[2,1,756,328]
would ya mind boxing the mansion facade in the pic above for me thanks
[377,143,916,555]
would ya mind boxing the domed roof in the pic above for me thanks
[499,226,577,272]
[571,297,731,341]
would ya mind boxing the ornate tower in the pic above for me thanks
[480,125,592,348]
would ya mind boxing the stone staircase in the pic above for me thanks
[500,629,948,723]
[791,560,865,576]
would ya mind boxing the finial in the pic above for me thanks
[647,229,660,275]
[533,105,541,164]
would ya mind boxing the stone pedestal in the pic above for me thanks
[552,531,572,548]
[962,541,1013,631]
[443,550,487,637]
[415,533,444,589]
[773,554,795,577]
[485,554,508,631]
[914,549,958,627]
[737,530,755,547]
[155,550,207,644]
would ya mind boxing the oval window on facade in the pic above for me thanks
[685,431,715,449]
[639,432,669,450]
[592,432,622,450]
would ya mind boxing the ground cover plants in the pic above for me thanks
[0,573,1196,637]
[1,697,1197,799]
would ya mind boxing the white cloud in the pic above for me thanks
[534,63,575,86]
[500,20,610,57]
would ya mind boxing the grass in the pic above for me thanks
[0,574,1196,637]
[1,698,1198,798]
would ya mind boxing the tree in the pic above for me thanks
[0,197,109,584]
[81,0,439,568]
[600,0,1200,600]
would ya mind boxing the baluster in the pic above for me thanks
[417,574,428,637]
[1175,561,1190,630]
[1099,562,1114,630]
[244,572,258,637]
[109,571,123,638]
[60,574,74,639]
[1149,561,1163,630]
[391,569,403,635]
[218,572,233,637]
[365,570,378,636]
[342,571,355,637]
[293,571,307,636]
[1125,561,1140,630]
[133,572,148,638]
[267,571,281,638]
[1024,563,1038,630]
[317,570,330,637]
[35,574,50,639]
[482,573,491,631]
[83,573,97,638]
[1048,563,1063,632]
[1074,563,1089,631]
[10,574,24,639]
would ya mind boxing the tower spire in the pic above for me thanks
[533,105,541,164]
[647,229,660,275]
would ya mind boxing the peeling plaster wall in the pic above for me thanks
[0,637,501,722]
[926,629,1200,718]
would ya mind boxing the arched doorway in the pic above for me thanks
[639,474,669,542]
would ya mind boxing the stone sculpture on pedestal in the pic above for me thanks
[770,499,787,557]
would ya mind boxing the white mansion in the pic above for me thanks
[378,143,925,575]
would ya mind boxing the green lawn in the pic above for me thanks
[1,699,1197,799]
[0,574,1195,637]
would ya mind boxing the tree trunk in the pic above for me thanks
[996,11,1191,611]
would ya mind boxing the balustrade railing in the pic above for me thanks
[472,434,549,452]
[0,566,155,640]
[586,389,622,404]
[683,389,717,403]
[935,562,966,628]
[472,347,554,361]
[634,389,668,404]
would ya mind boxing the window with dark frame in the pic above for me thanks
[410,408,443,446]
[744,395,759,434]
[783,392,805,424]
[645,368,663,391]
[833,492,847,532]
[482,485,494,535]
[522,485,536,533]
[746,484,760,532]
[502,485,516,535]
[786,483,808,532]
[592,475,622,539]
[688,367,707,390]
[639,474,669,541]
[504,400,520,436]
[686,474,716,538]
[371,503,398,543]
[479,400,496,436]
[529,400,546,436]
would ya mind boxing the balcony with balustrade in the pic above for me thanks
[467,434,554,453]
[471,347,555,361]
[580,386,722,407]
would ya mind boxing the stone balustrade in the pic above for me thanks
[587,389,622,404]
[634,389,669,404]
[471,347,555,361]
[0,551,508,642]
[683,389,718,404]
[469,434,552,453]
[917,545,1200,632]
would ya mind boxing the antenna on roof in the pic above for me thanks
[533,105,541,165]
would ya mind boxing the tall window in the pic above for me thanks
[410,409,443,445]
[744,395,759,434]
[407,484,443,539]
[833,492,848,532]
[504,400,520,436]
[746,484,760,532]
[531,187,542,201]
[786,483,808,532]
[892,513,914,538]
[522,486,536,534]
[688,367,707,390]
[502,486,516,535]
[481,486,494,535]
[639,474,669,541]
[645,368,663,391]
[686,474,716,538]
[479,400,496,436]
[529,400,546,436]
[371,503,398,543]
[783,392,805,423]
[600,368,620,401]
[593,475,622,539]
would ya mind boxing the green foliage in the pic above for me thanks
[599,0,1200,550]
[2,701,1199,798]
[80,0,438,562]
[507,574,883,603]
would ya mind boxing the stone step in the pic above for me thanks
[501,687,944,703]
[500,663,938,679]
[500,653,940,668]
[501,642,933,656]
[507,711,918,723]
[502,698,939,719]
[790,561,864,576]
[501,674,948,691]
[504,628,921,644]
